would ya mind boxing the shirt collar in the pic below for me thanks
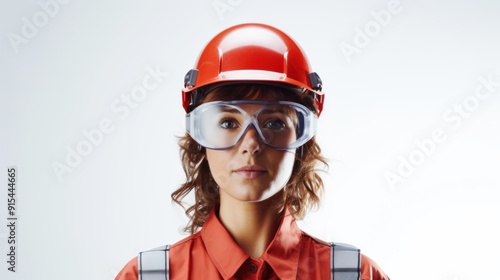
[200,207,302,279]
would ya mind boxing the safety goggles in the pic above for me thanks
[186,100,317,150]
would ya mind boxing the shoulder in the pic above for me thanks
[361,254,391,280]
[300,230,330,247]
[169,231,202,253]
[114,233,202,280]
[301,231,390,280]
[171,231,202,246]
[114,256,138,280]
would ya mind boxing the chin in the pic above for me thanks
[231,184,283,203]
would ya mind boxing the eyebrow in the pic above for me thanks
[216,106,290,116]
[218,107,242,114]
[259,108,289,115]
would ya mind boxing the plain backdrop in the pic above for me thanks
[1,0,500,279]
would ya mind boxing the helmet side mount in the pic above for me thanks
[308,72,322,91]
[184,69,198,88]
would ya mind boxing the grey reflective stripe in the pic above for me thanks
[330,242,361,280]
[138,245,170,280]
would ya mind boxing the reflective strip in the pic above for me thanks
[138,245,170,280]
[330,242,360,280]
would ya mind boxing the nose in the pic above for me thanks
[238,125,262,156]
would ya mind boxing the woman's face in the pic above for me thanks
[205,103,296,203]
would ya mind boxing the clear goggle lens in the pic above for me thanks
[186,101,317,150]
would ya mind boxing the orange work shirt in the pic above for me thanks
[116,208,389,280]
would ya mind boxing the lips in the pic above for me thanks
[234,165,267,179]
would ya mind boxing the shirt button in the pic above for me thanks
[248,263,258,273]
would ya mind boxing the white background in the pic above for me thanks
[1,0,500,279]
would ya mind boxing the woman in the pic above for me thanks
[116,23,389,280]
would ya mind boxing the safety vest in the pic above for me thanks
[137,242,360,280]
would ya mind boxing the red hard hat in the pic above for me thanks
[182,23,324,116]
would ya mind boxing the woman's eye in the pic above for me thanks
[219,119,238,129]
[264,119,286,130]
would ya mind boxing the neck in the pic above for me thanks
[218,192,284,258]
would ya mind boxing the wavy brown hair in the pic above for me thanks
[172,84,328,234]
